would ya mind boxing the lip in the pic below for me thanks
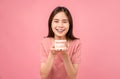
[56,29,65,33]
[56,28,65,31]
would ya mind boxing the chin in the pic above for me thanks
[57,34,66,37]
[58,34,64,36]
[57,36,64,37]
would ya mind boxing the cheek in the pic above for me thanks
[51,26,55,32]
[51,24,56,33]
[51,22,55,28]
[66,24,69,30]
[51,22,56,28]
[65,26,69,34]
[67,27,69,32]
[67,25,70,32]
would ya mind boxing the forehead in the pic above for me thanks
[53,12,68,20]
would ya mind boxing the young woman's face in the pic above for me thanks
[51,12,69,39]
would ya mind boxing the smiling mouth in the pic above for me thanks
[56,29,65,33]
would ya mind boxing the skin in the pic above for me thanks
[51,12,69,40]
[40,12,79,79]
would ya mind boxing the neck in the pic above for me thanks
[54,36,67,40]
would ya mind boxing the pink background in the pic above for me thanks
[0,0,120,79]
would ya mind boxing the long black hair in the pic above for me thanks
[47,6,78,40]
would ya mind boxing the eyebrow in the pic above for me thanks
[53,19,68,21]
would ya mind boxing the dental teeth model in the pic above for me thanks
[54,40,66,50]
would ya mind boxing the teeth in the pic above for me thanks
[56,29,64,32]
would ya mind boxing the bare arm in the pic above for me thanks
[40,46,59,79]
[62,54,79,79]
[40,53,55,79]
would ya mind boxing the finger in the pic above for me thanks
[50,45,56,50]
[50,43,55,48]
[65,43,69,48]
[50,47,54,51]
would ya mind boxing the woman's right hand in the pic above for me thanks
[50,45,60,56]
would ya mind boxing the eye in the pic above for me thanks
[62,19,68,23]
[54,20,59,23]
[63,21,67,23]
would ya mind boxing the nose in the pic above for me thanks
[57,22,64,28]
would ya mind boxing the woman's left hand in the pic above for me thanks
[59,43,69,57]
[59,48,68,56]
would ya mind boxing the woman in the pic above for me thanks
[40,6,81,79]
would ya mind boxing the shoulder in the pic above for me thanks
[40,37,52,45]
[71,38,81,45]
[69,38,81,50]
[41,37,51,42]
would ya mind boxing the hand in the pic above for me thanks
[58,42,68,56]
[50,45,60,57]
[59,47,68,56]
[50,40,69,57]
